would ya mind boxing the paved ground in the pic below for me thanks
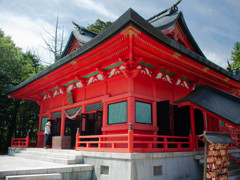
[0,155,93,180]
[0,155,68,171]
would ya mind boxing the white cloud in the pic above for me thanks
[202,25,238,42]
[0,11,56,64]
[204,50,228,69]
[72,0,118,20]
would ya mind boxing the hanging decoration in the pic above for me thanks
[64,107,82,120]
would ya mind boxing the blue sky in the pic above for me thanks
[0,0,239,68]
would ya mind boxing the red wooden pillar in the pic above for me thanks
[128,123,133,153]
[152,102,157,128]
[26,133,29,148]
[190,105,196,150]
[102,101,108,129]
[128,96,135,125]
[60,109,65,136]
[203,112,208,131]
[38,116,42,134]
[128,76,135,125]
[75,128,80,150]
[82,105,86,132]
[37,115,42,147]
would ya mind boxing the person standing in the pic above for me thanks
[44,121,51,149]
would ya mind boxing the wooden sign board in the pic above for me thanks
[67,91,73,105]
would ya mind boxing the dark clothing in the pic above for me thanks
[44,124,51,148]
[44,134,50,147]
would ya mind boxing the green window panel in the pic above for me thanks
[86,102,103,112]
[52,111,62,118]
[135,101,152,124]
[65,107,82,115]
[41,117,49,131]
[108,101,127,125]
[221,121,225,126]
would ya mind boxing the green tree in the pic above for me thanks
[0,29,44,153]
[230,42,240,68]
[87,19,112,34]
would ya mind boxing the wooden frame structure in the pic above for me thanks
[7,6,240,153]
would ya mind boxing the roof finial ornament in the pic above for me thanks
[72,21,80,30]
[72,21,85,34]
[171,0,182,11]
[227,59,240,77]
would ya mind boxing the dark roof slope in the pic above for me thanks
[61,26,97,58]
[5,8,240,94]
[175,85,240,126]
[201,131,234,144]
[148,4,205,57]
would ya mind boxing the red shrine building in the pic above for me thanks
[7,2,240,156]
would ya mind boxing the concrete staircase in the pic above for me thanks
[194,151,240,180]
[10,148,83,165]
[6,173,62,180]
[3,147,93,180]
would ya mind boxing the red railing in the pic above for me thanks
[11,136,37,148]
[195,135,206,151]
[228,154,240,164]
[75,129,193,153]
[11,136,29,148]
[219,126,240,149]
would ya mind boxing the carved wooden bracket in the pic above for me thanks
[95,67,108,80]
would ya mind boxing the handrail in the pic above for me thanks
[219,126,240,149]
[228,154,240,164]
[195,135,205,151]
[133,133,192,153]
[75,129,193,153]
[11,136,29,148]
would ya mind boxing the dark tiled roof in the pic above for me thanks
[148,6,205,57]
[202,131,234,144]
[5,8,240,94]
[175,85,240,126]
[61,27,97,58]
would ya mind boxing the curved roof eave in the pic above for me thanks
[149,9,205,58]
[5,8,240,95]
[61,31,74,58]
[149,10,180,31]
[177,12,206,58]
[175,85,240,126]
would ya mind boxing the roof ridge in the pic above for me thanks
[147,0,182,22]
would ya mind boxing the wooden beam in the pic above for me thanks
[190,105,196,150]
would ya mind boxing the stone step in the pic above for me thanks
[182,176,202,180]
[199,159,204,165]
[6,173,61,180]
[9,148,83,156]
[12,148,84,164]
[229,174,240,180]
[25,148,81,154]
[229,152,240,158]
[14,153,76,165]
[18,150,81,160]
[228,164,240,171]
[194,152,240,179]
[1,163,94,180]
[229,168,240,176]
[194,154,204,160]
